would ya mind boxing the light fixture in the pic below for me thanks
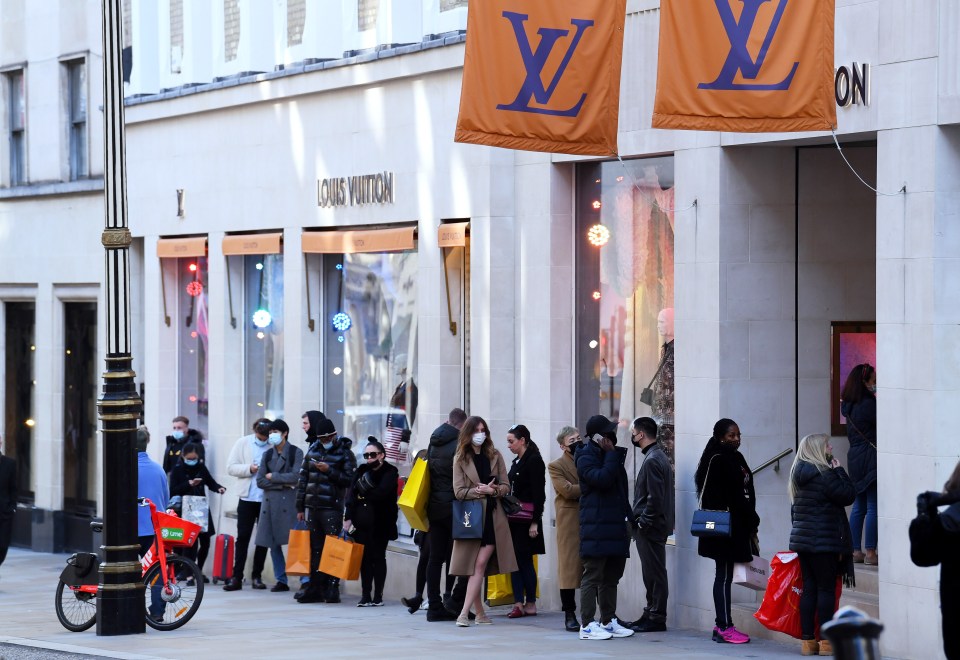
[335,263,343,271]
[588,340,599,349]
[332,312,352,332]
[337,335,345,343]
[255,262,264,271]
[592,291,601,300]
[256,331,265,340]
[188,395,197,402]
[186,281,203,297]
[333,367,342,375]
[25,418,35,427]
[190,331,198,338]
[30,345,35,351]
[616,176,624,182]
[592,200,602,210]
[252,309,272,328]
[188,263,198,273]
[257,402,264,407]
[587,224,610,247]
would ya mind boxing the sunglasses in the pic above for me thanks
[362,452,381,459]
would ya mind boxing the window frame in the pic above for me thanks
[5,68,26,186]
[63,57,88,181]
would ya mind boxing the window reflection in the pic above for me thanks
[244,254,284,422]
[4,302,35,500]
[576,158,676,465]
[178,257,208,437]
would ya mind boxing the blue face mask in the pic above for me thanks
[268,433,282,446]
[184,458,198,467]
[172,430,185,440]
[254,438,269,448]
[321,440,334,451]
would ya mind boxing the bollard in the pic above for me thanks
[821,606,884,660]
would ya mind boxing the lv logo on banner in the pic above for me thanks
[455,0,626,156]
[698,0,798,91]
[496,12,594,117]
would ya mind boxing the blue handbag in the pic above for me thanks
[452,499,484,540]
[690,456,732,538]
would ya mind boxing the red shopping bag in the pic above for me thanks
[754,552,841,640]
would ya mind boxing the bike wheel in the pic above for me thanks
[55,580,97,632]
[143,555,204,631]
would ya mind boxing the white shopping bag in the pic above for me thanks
[733,555,770,591]
[182,495,209,532]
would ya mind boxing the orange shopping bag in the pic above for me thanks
[285,525,311,577]
[319,533,364,581]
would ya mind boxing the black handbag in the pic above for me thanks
[690,456,732,538]
[500,494,522,517]
[640,350,669,407]
[452,499,483,540]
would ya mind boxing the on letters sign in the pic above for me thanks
[652,0,836,133]
[455,0,627,156]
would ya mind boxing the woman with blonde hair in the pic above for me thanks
[788,433,857,656]
[449,416,517,627]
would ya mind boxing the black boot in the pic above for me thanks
[426,605,458,622]
[297,574,325,603]
[564,611,581,632]
[222,577,242,592]
[401,595,423,614]
[324,578,341,603]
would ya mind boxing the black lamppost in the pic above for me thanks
[96,0,145,636]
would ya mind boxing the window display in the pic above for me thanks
[178,257,208,437]
[576,157,676,465]
[4,301,34,499]
[244,254,284,422]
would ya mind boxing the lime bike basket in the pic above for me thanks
[154,510,202,548]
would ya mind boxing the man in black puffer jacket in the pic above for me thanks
[295,413,356,603]
[424,408,467,621]
[575,415,634,640]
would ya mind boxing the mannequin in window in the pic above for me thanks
[653,308,675,467]
[385,361,418,463]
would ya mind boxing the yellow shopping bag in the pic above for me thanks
[486,556,540,605]
[397,457,430,532]
[285,527,311,577]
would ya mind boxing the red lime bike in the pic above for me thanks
[55,498,204,632]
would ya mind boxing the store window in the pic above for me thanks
[178,256,208,437]
[64,59,87,180]
[576,157,676,465]
[322,251,418,463]
[63,301,98,514]
[4,302,35,500]
[244,254,283,422]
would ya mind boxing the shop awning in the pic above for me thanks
[222,232,283,256]
[438,222,469,247]
[301,226,415,254]
[156,236,207,258]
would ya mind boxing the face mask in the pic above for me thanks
[321,439,334,450]
[172,430,185,440]
[471,432,486,446]
[184,458,198,467]
[867,384,877,393]
[254,438,269,448]
[268,433,282,446]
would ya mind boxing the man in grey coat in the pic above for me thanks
[628,416,675,632]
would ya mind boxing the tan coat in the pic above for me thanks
[449,449,518,577]
[548,452,582,589]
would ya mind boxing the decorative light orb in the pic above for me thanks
[335,263,343,271]
[332,312,352,332]
[255,262,264,271]
[186,281,203,297]
[190,331,198,338]
[595,178,601,183]
[256,331,265,340]
[337,335,345,343]
[591,200,602,210]
[616,176,624,182]
[252,309,272,328]
[592,291,602,301]
[25,418,35,427]
[333,367,342,376]
[588,340,599,349]
[587,224,610,247]
[188,395,198,402]
[188,263,198,273]
[257,402,264,408]
[30,344,35,351]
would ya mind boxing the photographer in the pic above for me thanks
[910,460,960,659]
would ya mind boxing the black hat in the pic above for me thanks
[585,415,617,438]
[314,416,336,436]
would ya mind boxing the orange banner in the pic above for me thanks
[652,0,836,133]
[455,0,626,156]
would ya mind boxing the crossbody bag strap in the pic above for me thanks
[697,454,720,510]
[644,350,670,390]
[847,418,877,450]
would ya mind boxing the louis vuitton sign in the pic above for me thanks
[318,171,395,208]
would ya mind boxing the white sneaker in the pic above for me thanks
[603,618,636,638]
[580,621,614,640]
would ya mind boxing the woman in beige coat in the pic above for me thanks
[450,416,518,626]
[547,426,583,632]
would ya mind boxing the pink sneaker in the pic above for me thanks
[712,625,750,644]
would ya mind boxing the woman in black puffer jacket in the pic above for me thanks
[344,438,399,607]
[788,433,857,656]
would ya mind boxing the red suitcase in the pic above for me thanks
[212,533,234,584]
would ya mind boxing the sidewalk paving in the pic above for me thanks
[0,548,802,659]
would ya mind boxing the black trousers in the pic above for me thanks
[635,533,668,621]
[0,515,12,568]
[307,508,342,592]
[798,552,838,639]
[560,588,577,613]
[713,559,734,629]
[233,499,267,580]
[426,515,464,609]
[360,536,389,600]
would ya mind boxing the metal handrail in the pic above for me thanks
[752,448,794,475]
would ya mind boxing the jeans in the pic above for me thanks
[798,552,838,639]
[580,555,626,625]
[139,535,165,618]
[268,545,287,585]
[713,559,734,629]
[234,499,267,580]
[635,533,668,621]
[850,482,878,551]
[510,553,538,605]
